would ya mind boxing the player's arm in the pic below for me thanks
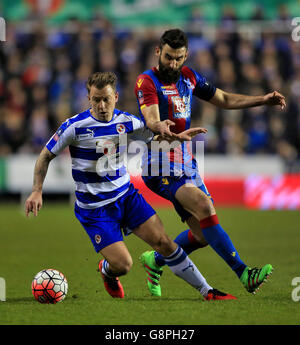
[153,126,208,143]
[141,104,177,139]
[25,147,56,217]
[135,75,182,140]
[141,104,201,141]
[209,88,286,110]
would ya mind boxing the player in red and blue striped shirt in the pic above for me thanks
[136,29,285,297]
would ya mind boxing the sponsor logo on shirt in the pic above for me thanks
[162,89,178,95]
[161,86,174,89]
[161,85,178,96]
[75,129,95,140]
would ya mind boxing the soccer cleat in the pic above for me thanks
[204,288,237,301]
[98,260,124,298]
[240,264,273,294]
[139,251,163,297]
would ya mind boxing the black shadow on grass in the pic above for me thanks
[123,297,202,302]
[5,297,36,303]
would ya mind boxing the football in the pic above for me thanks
[31,269,68,304]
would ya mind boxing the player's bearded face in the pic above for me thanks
[158,45,187,84]
[158,56,182,83]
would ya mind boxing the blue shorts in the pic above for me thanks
[74,184,156,252]
[142,173,213,223]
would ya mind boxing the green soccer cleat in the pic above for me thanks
[139,251,163,297]
[240,264,273,294]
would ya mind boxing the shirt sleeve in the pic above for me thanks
[188,67,216,101]
[134,74,159,108]
[129,115,154,143]
[46,120,74,156]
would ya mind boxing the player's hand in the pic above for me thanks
[176,127,208,141]
[25,191,43,217]
[151,120,178,140]
[263,91,286,110]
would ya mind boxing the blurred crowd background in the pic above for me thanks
[0,0,300,172]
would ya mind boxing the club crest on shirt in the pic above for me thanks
[171,96,190,119]
[116,123,126,134]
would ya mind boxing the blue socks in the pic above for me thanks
[199,215,247,278]
[154,215,247,278]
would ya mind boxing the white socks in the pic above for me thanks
[163,246,212,297]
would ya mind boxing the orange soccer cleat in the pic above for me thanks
[204,288,237,301]
[98,260,124,298]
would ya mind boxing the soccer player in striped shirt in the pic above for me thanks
[25,71,235,300]
[135,29,285,296]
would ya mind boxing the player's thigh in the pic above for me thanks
[175,183,216,220]
[100,241,133,274]
[132,214,176,256]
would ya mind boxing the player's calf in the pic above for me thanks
[152,233,178,257]
[97,241,132,298]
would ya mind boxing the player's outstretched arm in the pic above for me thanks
[209,88,286,110]
[154,127,207,143]
[141,104,206,141]
[25,147,56,217]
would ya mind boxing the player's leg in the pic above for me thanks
[175,183,247,276]
[99,241,133,277]
[138,215,236,300]
[153,222,207,266]
[175,183,273,293]
[74,203,127,298]
[133,214,217,299]
[122,187,218,299]
[97,241,133,298]
[142,176,207,260]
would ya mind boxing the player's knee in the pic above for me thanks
[194,194,213,217]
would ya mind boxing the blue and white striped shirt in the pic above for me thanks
[46,108,152,209]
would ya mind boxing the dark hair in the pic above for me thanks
[159,29,188,50]
[86,72,117,94]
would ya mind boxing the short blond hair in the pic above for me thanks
[86,72,117,94]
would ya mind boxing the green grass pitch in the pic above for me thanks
[0,203,300,325]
